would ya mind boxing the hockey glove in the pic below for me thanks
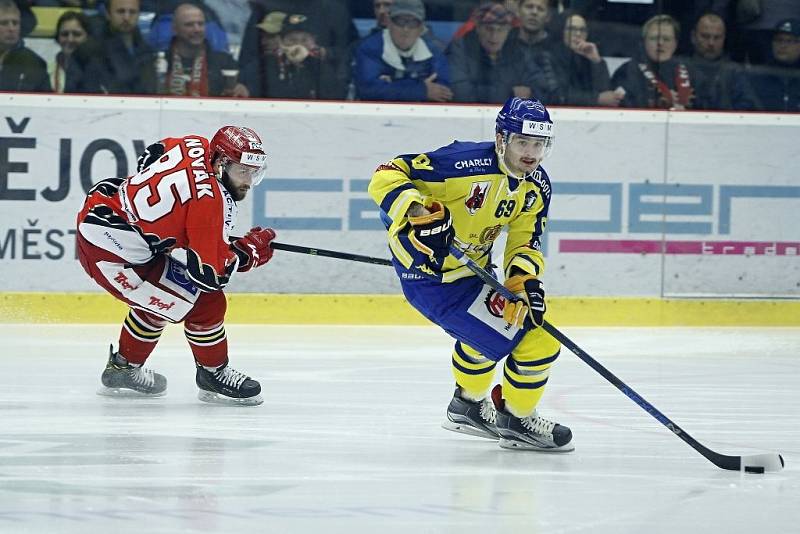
[231,227,276,272]
[407,201,455,266]
[502,274,546,328]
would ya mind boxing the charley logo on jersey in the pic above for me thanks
[465,181,491,215]
[454,157,493,171]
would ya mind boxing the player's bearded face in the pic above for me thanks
[503,133,549,175]
[221,161,259,201]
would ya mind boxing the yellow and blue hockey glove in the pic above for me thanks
[503,274,546,328]
[407,201,455,266]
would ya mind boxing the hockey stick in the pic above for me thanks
[447,245,785,473]
[269,239,784,471]
[271,242,393,266]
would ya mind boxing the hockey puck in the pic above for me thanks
[744,465,765,474]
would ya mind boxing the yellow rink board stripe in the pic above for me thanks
[1,293,798,326]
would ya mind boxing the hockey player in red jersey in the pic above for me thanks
[76,126,275,405]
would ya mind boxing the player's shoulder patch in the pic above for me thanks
[409,140,498,181]
[136,142,166,172]
[88,177,125,197]
[526,167,552,200]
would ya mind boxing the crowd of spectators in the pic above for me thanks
[1,0,798,112]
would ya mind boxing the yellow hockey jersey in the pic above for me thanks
[368,140,551,283]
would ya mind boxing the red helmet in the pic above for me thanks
[210,126,268,185]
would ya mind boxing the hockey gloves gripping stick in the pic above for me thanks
[231,227,276,272]
[503,274,546,328]
[407,201,455,266]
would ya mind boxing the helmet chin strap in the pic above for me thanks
[214,159,235,195]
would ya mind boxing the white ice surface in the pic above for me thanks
[1,324,798,534]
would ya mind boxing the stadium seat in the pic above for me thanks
[30,6,81,38]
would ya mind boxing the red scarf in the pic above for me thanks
[638,61,693,109]
[166,44,209,96]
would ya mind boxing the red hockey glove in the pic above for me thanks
[503,274,546,328]
[231,227,276,272]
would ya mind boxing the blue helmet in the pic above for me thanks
[495,97,553,138]
[495,97,555,178]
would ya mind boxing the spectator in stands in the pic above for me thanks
[372,0,392,34]
[514,0,551,47]
[363,0,447,51]
[689,12,756,110]
[451,0,520,41]
[241,12,343,99]
[353,0,451,102]
[252,10,284,57]
[0,0,51,91]
[50,11,90,93]
[11,0,34,37]
[145,0,231,54]
[74,0,157,94]
[611,15,696,110]
[506,0,565,105]
[726,0,800,65]
[160,3,247,97]
[239,1,358,95]
[747,18,800,111]
[553,11,620,106]
[569,0,710,57]
[447,2,533,103]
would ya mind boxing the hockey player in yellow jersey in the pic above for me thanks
[368,97,573,451]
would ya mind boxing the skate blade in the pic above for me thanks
[499,438,575,452]
[442,420,499,440]
[97,386,166,398]
[197,390,263,406]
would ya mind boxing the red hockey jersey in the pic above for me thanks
[77,135,238,292]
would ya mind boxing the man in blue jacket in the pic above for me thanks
[353,0,452,102]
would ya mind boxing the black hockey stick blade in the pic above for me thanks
[271,242,393,266]
[542,321,784,474]
[447,245,785,473]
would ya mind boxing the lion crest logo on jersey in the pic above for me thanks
[465,181,491,215]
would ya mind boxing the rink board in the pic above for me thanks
[1,292,798,326]
[0,95,798,300]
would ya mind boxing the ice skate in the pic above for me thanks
[98,345,167,397]
[441,386,499,439]
[491,385,574,452]
[196,363,263,406]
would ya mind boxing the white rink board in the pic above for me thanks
[0,95,798,297]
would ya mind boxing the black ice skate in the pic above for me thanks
[491,385,574,452]
[441,386,499,439]
[98,345,167,397]
[196,363,263,406]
